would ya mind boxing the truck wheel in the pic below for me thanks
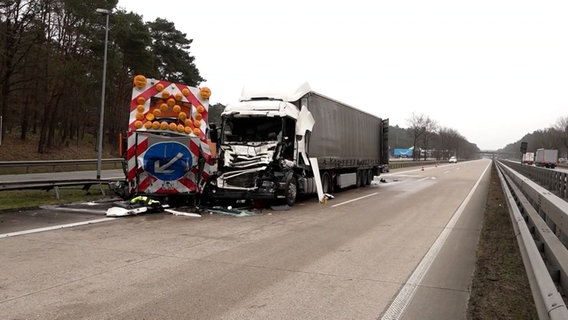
[321,172,332,194]
[360,170,368,187]
[284,177,297,206]
[365,169,373,185]
[356,170,363,187]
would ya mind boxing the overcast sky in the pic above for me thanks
[117,0,568,150]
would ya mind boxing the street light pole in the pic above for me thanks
[96,8,110,180]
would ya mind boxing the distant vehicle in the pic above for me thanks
[535,148,558,168]
[522,152,535,165]
[449,156,457,163]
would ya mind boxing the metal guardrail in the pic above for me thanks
[0,158,124,173]
[502,160,568,200]
[0,159,126,200]
[0,178,125,200]
[497,160,568,319]
[0,179,108,191]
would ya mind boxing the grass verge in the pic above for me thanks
[0,186,116,211]
[467,164,538,319]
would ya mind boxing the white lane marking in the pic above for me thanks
[331,192,378,208]
[0,218,116,239]
[40,206,108,214]
[383,174,423,178]
[380,161,491,320]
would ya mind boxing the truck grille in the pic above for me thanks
[226,172,257,188]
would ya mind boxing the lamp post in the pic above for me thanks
[96,8,110,180]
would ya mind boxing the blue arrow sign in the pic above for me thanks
[143,141,192,181]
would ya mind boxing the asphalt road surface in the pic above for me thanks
[0,159,491,320]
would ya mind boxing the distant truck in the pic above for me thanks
[535,148,558,168]
[521,152,535,165]
[207,82,389,206]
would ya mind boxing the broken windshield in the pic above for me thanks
[221,116,283,143]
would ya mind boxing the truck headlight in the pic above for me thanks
[261,181,274,188]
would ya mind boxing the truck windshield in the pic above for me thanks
[222,117,283,143]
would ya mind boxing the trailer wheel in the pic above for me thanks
[284,177,297,206]
[360,170,368,187]
[321,172,332,194]
[356,170,363,187]
[365,169,373,185]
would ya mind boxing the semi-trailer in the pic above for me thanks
[535,148,558,168]
[207,82,389,206]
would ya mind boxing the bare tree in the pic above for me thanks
[406,113,425,160]
[406,113,433,160]
[421,118,438,160]
[436,127,461,159]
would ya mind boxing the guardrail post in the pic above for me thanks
[54,186,60,201]
[98,183,105,196]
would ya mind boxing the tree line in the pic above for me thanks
[0,0,205,155]
[391,112,479,161]
[500,116,568,160]
[395,112,568,161]
[392,113,568,161]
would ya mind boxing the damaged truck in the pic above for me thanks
[206,82,389,206]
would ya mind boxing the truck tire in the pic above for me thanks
[360,170,368,187]
[365,169,373,185]
[356,170,363,187]
[321,172,332,194]
[284,177,297,206]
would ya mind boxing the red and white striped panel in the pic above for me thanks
[126,77,211,196]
